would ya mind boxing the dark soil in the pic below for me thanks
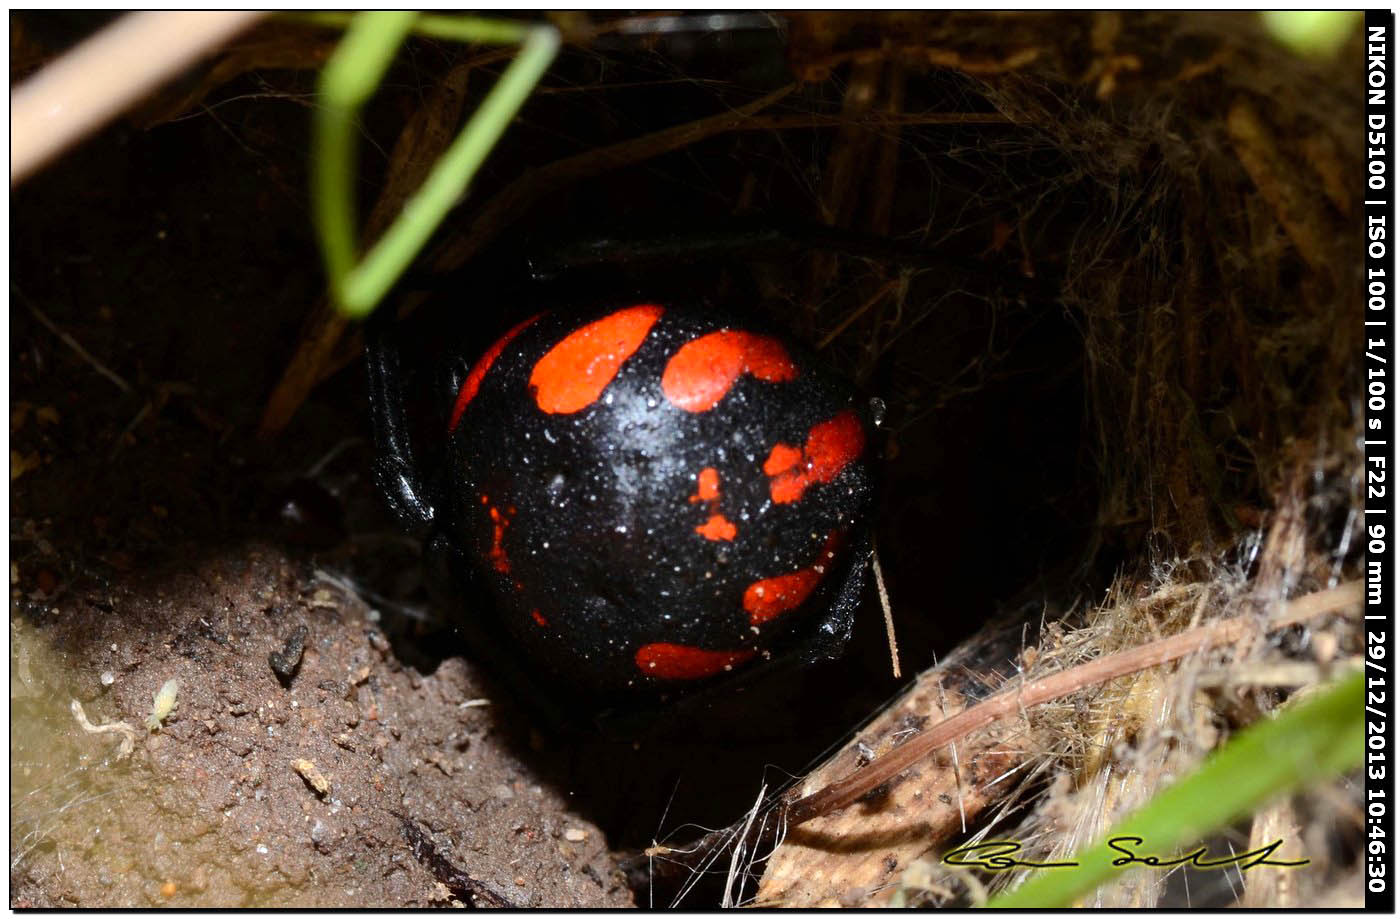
[8,25,639,904]
[8,82,630,899]
[11,550,631,907]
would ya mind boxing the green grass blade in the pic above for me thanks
[312,11,418,304]
[985,669,1363,908]
[288,11,530,45]
[338,24,560,317]
[308,11,559,317]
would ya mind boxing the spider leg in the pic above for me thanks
[365,308,436,533]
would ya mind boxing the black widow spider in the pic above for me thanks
[363,221,1020,732]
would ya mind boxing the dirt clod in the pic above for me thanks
[269,625,308,685]
[290,758,330,797]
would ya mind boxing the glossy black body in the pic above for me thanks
[367,301,876,703]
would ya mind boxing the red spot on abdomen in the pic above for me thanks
[448,314,542,432]
[763,410,865,504]
[482,496,513,574]
[696,514,737,541]
[687,466,737,541]
[689,467,721,503]
[529,305,662,414]
[661,330,798,412]
[743,530,845,625]
[635,643,756,680]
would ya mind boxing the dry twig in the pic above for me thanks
[12,12,263,183]
[785,580,1361,825]
[19,293,131,393]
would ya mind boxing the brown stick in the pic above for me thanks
[785,580,1362,825]
[19,294,131,393]
[12,12,264,184]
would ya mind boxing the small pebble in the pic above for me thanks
[269,625,309,685]
[564,828,587,842]
[99,671,114,686]
[291,758,331,796]
[256,844,269,855]
[159,881,176,898]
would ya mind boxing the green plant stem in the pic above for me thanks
[312,11,418,305]
[985,669,1363,908]
[288,11,530,45]
[338,24,560,317]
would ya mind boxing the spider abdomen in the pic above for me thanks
[443,303,874,694]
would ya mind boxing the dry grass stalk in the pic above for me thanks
[12,12,263,183]
[756,575,1359,907]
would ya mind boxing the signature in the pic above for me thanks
[942,841,1078,872]
[943,838,1309,873]
[1105,836,1309,871]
